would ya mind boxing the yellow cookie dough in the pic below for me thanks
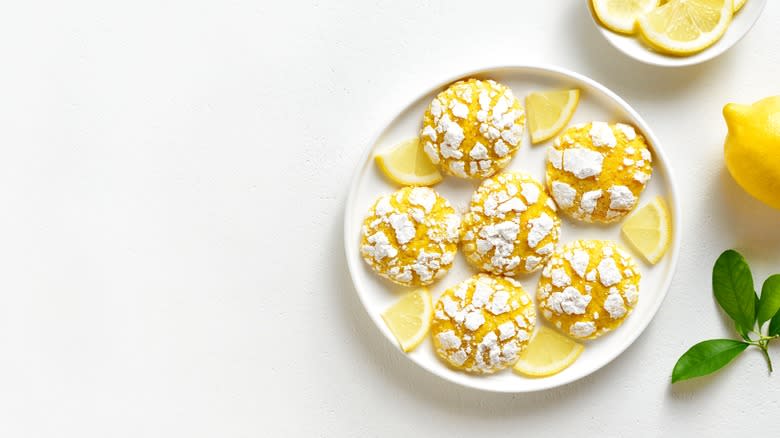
[537,240,640,340]
[546,122,653,223]
[431,273,536,374]
[461,172,561,276]
[421,78,525,179]
[360,187,460,287]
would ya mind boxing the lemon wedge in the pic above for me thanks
[513,326,584,377]
[637,0,732,56]
[591,0,660,34]
[381,288,432,352]
[621,196,672,264]
[375,137,442,186]
[734,0,746,12]
[526,89,581,144]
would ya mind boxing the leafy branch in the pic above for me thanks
[672,250,780,383]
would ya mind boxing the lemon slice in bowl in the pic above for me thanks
[375,137,442,186]
[513,326,584,377]
[734,0,747,12]
[526,89,580,144]
[637,0,733,56]
[591,0,660,34]
[381,288,432,352]
[621,196,672,264]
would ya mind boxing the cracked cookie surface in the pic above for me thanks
[432,274,536,374]
[421,78,525,179]
[546,122,653,223]
[360,187,460,287]
[461,172,561,276]
[537,240,640,340]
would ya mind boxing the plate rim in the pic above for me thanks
[343,63,682,393]
[588,0,767,67]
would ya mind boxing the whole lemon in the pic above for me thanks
[723,96,780,210]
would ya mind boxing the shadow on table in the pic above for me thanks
[713,166,780,248]
[325,176,777,416]
[326,193,661,419]
[564,2,739,100]
[666,340,778,405]
[665,345,762,400]
[665,166,780,402]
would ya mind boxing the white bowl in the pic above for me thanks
[343,65,681,392]
[589,0,767,67]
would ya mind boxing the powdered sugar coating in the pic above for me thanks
[537,240,641,340]
[432,274,536,374]
[545,122,653,223]
[360,187,460,286]
[421,79,525,179]
[461,172,561,276]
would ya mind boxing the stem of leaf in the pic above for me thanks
[745,333,778,372]
[756,340,773,373]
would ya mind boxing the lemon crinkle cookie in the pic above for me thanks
[546,122,653,223]
[461,172,561,276]
[537,240,640,340]
[360,187,460,287]
[421,78,525,179]
[431,273,536,374]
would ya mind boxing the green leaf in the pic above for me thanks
[712,250,757,335]
[770,310,780,336]
[758,275,780,327]
[672,339,749,383]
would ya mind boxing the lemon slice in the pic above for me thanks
[637,0,733,56]
[734,0,746,12]
[513,326,584,377]
[621,196,672,264]
[526,89,581,144]
[381,288,432,352]
[591,0,660,34]
[375,137,443,186]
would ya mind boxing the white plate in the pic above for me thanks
[589,0,766,67]
[343,65,681,392]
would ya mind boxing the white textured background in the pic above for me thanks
[0,1,779,436]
